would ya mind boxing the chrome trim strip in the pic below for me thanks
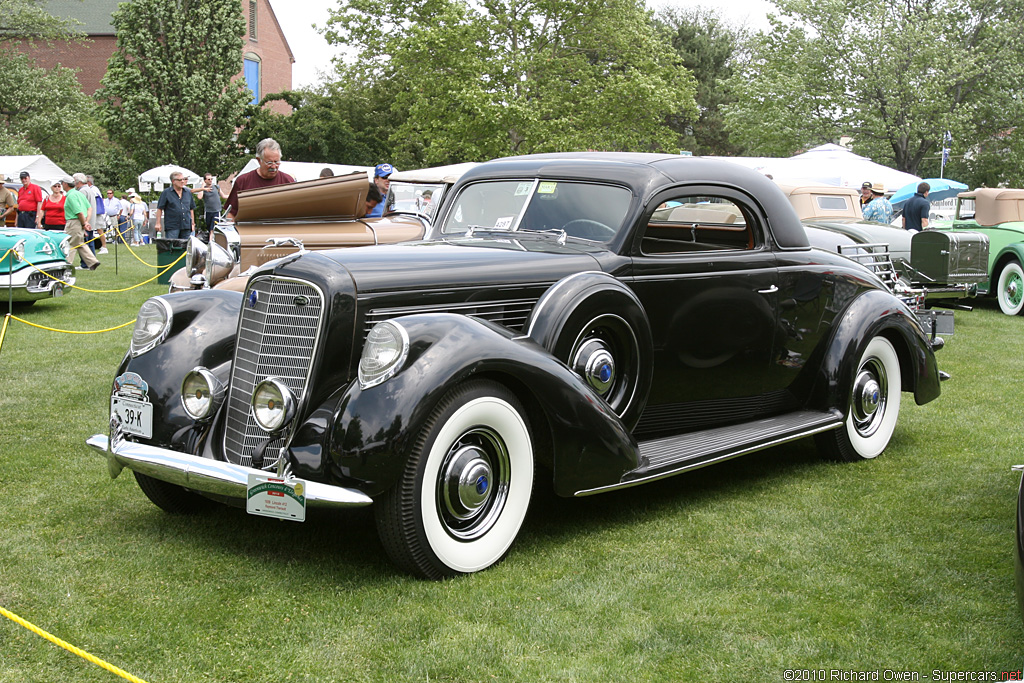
[87,434,373,508]
[572,419,842,497]
[523,270,606,338]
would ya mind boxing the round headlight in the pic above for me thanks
[206,241,235,285]
[59,237,71,260]
[358,320,410,389]
[251,378,296,433]
[131,297,173,357]
[181,367,225,421]
[12,239,26,262]
[186,235,208,275]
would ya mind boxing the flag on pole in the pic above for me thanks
[941,130,952,176]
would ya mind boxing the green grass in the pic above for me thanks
[1,252,1022,682]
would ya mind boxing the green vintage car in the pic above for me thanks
[0,227,75,304]
[940,188,1024,315]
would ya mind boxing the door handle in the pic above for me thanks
[758,285,779,294]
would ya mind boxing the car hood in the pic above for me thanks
[0,228,68,271]
[319,235,606,293]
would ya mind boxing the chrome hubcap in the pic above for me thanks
[437,427,510,540]
[852,360,887,436]
[1006,277,1021,306]
[442,446,493,521]
[573,338,615,396]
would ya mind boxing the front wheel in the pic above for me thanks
[997,261,1024,316]
[375,380,534,579]
[134,471,214,513]
[816,336,901,462]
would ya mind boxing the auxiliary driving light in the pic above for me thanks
[250,378,297,432]
[180,367,225,421]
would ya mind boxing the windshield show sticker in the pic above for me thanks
[247,474,307,522]
[494,216,514,230]
[537,181,557,194]
[515,182,533,196]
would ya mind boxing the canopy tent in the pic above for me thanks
[710,144,921,192]
[236,159,373,183]
[137,164,202,192]
[0,155,69,189]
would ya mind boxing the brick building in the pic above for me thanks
[21,0,294,115]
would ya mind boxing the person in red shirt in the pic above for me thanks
[16,171,44,229]
[41,181,66,231]
[224,138,295,221]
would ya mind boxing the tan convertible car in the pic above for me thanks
[170,172,427,292]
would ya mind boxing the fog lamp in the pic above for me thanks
[251,377,296,433]
[181,367,225,421]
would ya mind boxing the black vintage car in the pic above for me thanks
[88,153,943,578]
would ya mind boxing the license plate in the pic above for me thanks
[246,474,306,522]
[111,396,153,438]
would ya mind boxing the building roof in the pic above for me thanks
[44,0,119,35]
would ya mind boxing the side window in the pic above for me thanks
[642,195,756,255]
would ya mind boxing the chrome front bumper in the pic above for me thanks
[86,434,373,508]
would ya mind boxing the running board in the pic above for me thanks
[574,409,843,496]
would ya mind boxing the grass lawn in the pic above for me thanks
[1,247,1022,682]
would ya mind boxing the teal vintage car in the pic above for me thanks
[940,188,1024,315]
[0,227,75,304]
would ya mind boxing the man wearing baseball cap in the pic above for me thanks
[367,163,396,218]
[16,171,44,229]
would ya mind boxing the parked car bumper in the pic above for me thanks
[85,433,374,508]
[0,263,75,301]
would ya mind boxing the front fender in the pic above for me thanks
[810,289,940,413]
[329,313,639,498]
[113,289,243,449]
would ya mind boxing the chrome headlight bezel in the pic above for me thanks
[358,320,410,389]
[59,237,71,260]
[186,235,208,276]
[11,239,26,262]
[130,297,173,357]
[250,377,297,433]
[181,367,225,422]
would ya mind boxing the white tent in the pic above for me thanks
[236,159,373,183]
[0,155,69,189]
[710,144,921,192]
[137,164,202,192]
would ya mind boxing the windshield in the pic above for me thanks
[388,181,446,220]
[439,180,633,243]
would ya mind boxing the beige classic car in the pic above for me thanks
[170,172,426,292]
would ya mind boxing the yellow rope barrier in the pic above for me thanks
[118,240,161,268]
[19,250,185,293]
[0,605,152,683]
[0,313,9,353]
[10,314,136,334]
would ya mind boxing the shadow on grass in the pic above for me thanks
[110,438,839,582]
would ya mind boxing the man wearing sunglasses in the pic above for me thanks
[224,138,296,221]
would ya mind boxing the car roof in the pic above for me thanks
[453,152,810,249]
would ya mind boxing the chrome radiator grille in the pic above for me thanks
[363,298,538,337]
[224,277,324,468]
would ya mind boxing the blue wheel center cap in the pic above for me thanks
[476,475,489,495]
[598,364,612,383]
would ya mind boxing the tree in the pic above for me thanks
[323,0,697,164]
[0,0,80,41]
[723,0,1024,180]
[237,74,394,168]
[655,7,748,156]
[98,0,251,176]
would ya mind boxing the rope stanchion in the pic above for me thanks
[0,605,152,683]
[0,313,9,354]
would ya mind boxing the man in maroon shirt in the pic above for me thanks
[16,171,44,229]
[225,138,296,221]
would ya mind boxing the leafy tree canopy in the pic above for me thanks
[98,0,251,178]
[324,0,697,164]
[655,6,747,156]
[723,0,1024,182]
[237,74,394,169]
[0,0,80,41]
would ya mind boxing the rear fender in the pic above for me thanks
[808,290,940,412]
[330,313,639,498]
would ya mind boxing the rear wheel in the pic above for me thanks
[375,380,533,578]
[816,336,901,462]
[997,261,1024,316]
